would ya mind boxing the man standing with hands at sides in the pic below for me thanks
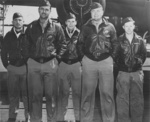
[1,12,28,122]
[24,0,67,122]
[115,17,147,122]
[57,13,81,122]
[77,2,118,122]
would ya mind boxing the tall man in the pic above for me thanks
[57,13,81,122]
[77,2,118,122]
[116,17,147,122]
[1,12,28,122]
[24,1,67,122]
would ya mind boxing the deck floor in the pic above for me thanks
[0,94,75,122]
[0,60,75,122]
[0,90,149,122]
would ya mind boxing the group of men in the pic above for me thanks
[0,0,147,122]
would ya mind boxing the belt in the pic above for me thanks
[62,58,79,65]
[10,59,26,67]
[33,56,55,63]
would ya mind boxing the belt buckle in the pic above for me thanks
[39,58,44,63]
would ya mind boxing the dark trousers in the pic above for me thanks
[116,71,144,122]
[7,65,28,119]
[27,58,58,122]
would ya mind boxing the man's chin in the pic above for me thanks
[92,17,102,21]
[15,26,22,30]
[126,32,134,35]
[92,18,101,21]
[40,16,49,19]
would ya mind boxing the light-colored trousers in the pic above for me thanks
[81,56,115,122]
[57,62,82,121]
[27,58,58,122]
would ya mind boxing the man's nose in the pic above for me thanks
[43,9,47,12]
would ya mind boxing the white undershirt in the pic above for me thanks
[13,28,21,38]
[66,27,77,38]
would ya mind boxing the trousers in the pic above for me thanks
[27,58,58,122]
[116,71,144,122]
[81,56,115,122]
[57,62,81,121]
[7,65,28,119]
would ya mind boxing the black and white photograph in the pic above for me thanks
[0,0,149,122]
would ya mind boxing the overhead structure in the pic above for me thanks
[0,0,57,7]
[0,4,8,35]
[0,0,149,33]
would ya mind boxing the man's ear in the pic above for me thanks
[65,20,67,25]
[122,25,125,30]
[75,20,77,26]
[22,18,25,23]
[38,7,40,13]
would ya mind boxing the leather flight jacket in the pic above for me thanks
[1,28,27,68]
[61,27,80,65]
[77,18,118,61]
[24,19,67,63]
[116,33,147,72]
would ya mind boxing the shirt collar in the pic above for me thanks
[66,27,78,38]
[123,32,139,43]
[13,27,24,38]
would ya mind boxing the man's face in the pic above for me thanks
[65,18,77,31]
[38,6,51,19]
[12,17,24,29]
[123,22,135,35]
[91,8,104,21]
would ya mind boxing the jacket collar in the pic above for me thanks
[122,32,141,43]
[37,18,53,28]
[11,27,25,37]
[85,17,108,26]
[65,27,80,38]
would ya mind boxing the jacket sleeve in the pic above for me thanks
[76,26,85,61]
[113,38,121,67]
[56,25,67,57]
[109,24,119,62]
[1,35,9,68]
[135,39,147,65]
[22,25,31,60]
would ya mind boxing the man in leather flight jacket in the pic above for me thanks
[57,13,81,122]
[24,1,67,122]
[77,2,118,122]
[115,17,147,122]
[1,12,28,122]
